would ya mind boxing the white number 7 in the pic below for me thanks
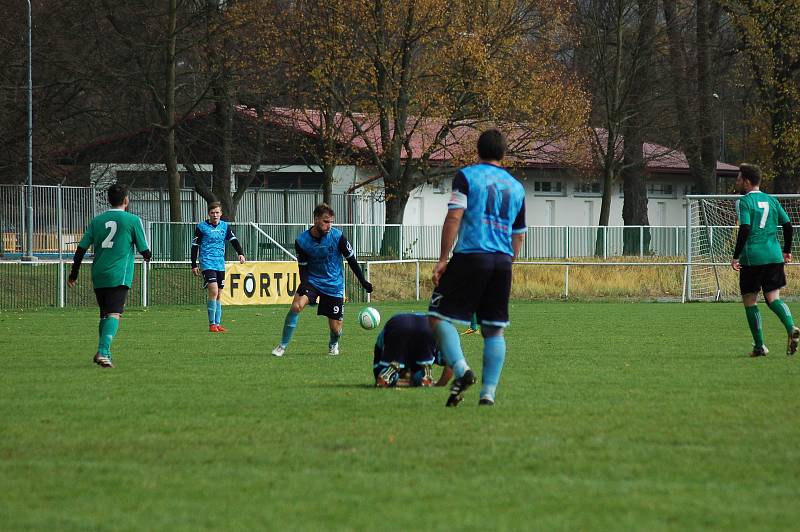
[757,202,770,229]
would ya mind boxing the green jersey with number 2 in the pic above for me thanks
[736,191,790,266]
[78,209,150,288]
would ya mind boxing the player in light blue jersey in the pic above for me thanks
[272,203,373,357]
[428,128,526,407]
[191,202,245,332]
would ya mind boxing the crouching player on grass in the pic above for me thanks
[191,201,246,333]
[373,313,453,388]
[272,203,373,357]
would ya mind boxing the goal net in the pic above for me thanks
[686,194,800,301]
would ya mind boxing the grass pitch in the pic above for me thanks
[2,301,799,531]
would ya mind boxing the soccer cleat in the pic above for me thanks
[478,397,495,406]
[375,362,401,388]
[93,353,114,368]
[787,327,800,355]
[461,327,479,335]
[209,324,219,333]
[328,343,340,356]
[420,365,434,387]
[271,345,286,357]
[215,325,228,333]
[445,369,476,407]
[749,345,769,357]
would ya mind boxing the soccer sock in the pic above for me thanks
[207,300,216,325]
[744,305,765,347]
[471,314,479,330]
[329,329,341,348]
[480,335,506,400]
[280,311,300,347]
[767,299,795,333]
[97,316,119,356]
[434,320,469,378]
[214,300,222,325]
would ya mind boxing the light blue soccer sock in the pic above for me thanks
[480,335,506,400]
[97,316,119,356]
[434,320,469,378]
[329,329,341,348]
[207,300,216,325]
[214,300,222,325]
[281,311,300,347]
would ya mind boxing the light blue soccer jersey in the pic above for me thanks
[192,220,238,271]
[295,226,353,298]
[448,163,526,255]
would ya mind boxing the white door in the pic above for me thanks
[583,201,594,226]
[544,200,556,225]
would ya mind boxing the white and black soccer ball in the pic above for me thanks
[357,307,381,330]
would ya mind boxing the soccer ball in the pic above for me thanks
[358,307,381,330]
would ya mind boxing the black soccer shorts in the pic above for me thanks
[202,269,226,289]
[94,286,130,317]
[428,252,513,327]
[304,286,344,320]
[739,263,786,295]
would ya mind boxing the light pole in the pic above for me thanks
[22,0,36,261]
[712,93,726,163]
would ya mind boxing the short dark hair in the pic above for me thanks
[107,183,128,207]
[208,201,222,212]
[739,163,762,185]
[477,128,507,161]
[313,203,335,218]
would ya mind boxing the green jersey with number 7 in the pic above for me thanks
[736,191,790,266]
[78,208,150,288]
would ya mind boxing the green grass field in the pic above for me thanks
[2,301,800,531]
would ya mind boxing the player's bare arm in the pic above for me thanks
[433,209,463,286]
[512,233,525,261]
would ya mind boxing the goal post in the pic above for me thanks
[685,194,800,301]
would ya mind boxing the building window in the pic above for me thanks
[647,183,674,197]
[533,181,563,194]
[575,182,601,195]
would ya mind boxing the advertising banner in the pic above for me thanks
[220,261,300,305]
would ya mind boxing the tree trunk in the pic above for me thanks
[164,0,184,260]
[663,0,718,193]
[594,151,617,256]
[322,162,334,205]
[621,0,654,256]
[379,177,409,258]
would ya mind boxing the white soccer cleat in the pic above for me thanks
[788,326,800,355]
[271,345,286,357]
[328,343,340,356]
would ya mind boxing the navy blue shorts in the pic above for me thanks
[428,253,513,327]
[304,286,344,320]
[740,263,786,295]
[202,269,225,289]
[94,286,129,317]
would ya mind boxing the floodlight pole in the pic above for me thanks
[22,0,36,261]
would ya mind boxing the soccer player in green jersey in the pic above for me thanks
[730,163,799,357]
[67,184,151,368]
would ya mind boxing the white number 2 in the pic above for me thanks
[757,202,770,229]
[102,220,117,248]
